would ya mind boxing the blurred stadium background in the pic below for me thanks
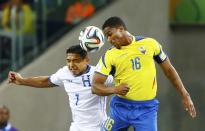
[0,0,205,130]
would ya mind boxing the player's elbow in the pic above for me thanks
[91,86,96,94]
[91,83,103,96]
[91,84,98,94]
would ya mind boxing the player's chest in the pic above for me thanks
[114,46,154,63]
[61,74,93,92]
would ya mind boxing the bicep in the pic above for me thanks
[38,76,55,87]
[92,72,108,85]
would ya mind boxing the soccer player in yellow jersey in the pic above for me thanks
[91,16,196,131]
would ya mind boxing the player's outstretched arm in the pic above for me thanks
[159,58,196,118]
[92,72,129,96]
[8,71,53,88]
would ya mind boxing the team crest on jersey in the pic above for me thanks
[138,46,146,54]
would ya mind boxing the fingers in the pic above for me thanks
[187,104,196,118]
[120,89,129,96]
[182,95,197,118]
[184,102,197,118]
[118,84,129,96]
[8,71,16,83]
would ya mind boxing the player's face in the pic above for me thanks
[103,27,126,49]
[66,53,89,76]
[0,107,9,124]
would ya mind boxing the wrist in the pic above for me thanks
[18,77,25,85]
[182,92,190,98]
[111,87,117,94]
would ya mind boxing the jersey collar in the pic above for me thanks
[84,65,91,74]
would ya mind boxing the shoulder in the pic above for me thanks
[60,66,68,72]
[90,65,95,69]
[51,66,74,80]
[87,65,95,74]
[100,47,121,64]
[135,35,146,41]
[55,66,69,75]
[134,35,157,43]
[89,65,95,71]
[138,37,160,46]
[144,37,158,43]
[104,46,118,56]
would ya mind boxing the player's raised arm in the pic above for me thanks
[92,72,129,96]
[8,71,54,88]
[159,58,196,118]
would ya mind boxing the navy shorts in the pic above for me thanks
[102,96,159,131]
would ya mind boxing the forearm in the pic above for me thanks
[19,76,52,88]
[165,66,189,97]
[92,83,116,96]
[160,60,196,117]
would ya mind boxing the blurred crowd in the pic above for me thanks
[0,0,36,79]
[0,0,110,82]
[65,0,95,24]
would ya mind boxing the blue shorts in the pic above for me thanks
[102,96,159,131]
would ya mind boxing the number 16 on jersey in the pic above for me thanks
[131,57,141,70]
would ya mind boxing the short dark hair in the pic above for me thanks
[66,45,87,59]
[102,16,127,30]
[0,105,9,113]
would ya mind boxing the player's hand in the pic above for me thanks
[182,95,196,118]
[8,71,23,85]
[115,83,129,96]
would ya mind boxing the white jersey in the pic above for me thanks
[49,65,113,130]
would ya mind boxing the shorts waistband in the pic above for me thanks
[112,95,159,105]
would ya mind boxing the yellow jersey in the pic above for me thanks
[2,4,35,33]
[95,36,167,101]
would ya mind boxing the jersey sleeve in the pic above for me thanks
[152,39,168,63]
[104,75,114,86]
[49,68,64,87]
[95,52,113,76]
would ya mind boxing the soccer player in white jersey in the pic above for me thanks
[8,45,113,131]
